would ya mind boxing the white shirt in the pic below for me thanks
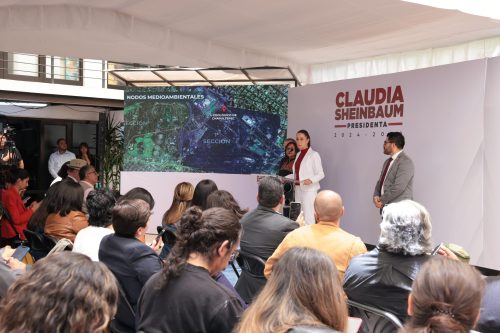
[48,150,76,179]
[72,226,114,261]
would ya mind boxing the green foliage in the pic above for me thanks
[102,112,124,192]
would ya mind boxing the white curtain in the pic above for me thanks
[308,35,500,84]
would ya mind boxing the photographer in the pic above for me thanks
[0,133,24,169]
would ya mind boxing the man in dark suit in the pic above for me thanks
[236,176,301,303]
[373,132,414,209]
[99,198,163,333]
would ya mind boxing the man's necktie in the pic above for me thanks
[379,157,393,193]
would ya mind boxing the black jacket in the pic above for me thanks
[343,247,429,322]
[236,205,298,303]
[99,234,163,332]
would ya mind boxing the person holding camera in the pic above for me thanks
[0,134,23,169]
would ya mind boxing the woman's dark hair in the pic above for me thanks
[285,141,299,157]
[56,162,69,178]
[0,165,14,188]
[79,142,89,151]
[162,207,241,286]
[87,189,116,228]
[297,129,311,147]
[0,252,118,333]
[8,168,29,184]
[191,179,218,210]
[28,182,62,231]
[400,256,484,333]
[112,199,151,237]
[119,187,155,209]
[206,190,248,219]
[46,180,84,217]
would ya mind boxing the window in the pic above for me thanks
[1,52,83,85]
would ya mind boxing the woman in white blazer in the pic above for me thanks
[292,130,325,225]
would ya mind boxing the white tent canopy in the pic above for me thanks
[1,0,500,83]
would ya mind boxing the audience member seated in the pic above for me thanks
[73,189,115,261]
[236,247,347,333]
[265,190,366,281]
[0,252,118,333]
[137,207,243,333]
[205,189,249,308]
[476,276,500,333]
[192,179,218,210]
[343,200,456,322]
[0,261,16,299]
[206,189,248,219]
[158,182,193,259]
[119,187,155,209]
[50,158,87,186]
[99,198,163,333]
[162,181,194,226]
[236,176,299,303]
[44,180,88,242]
[79,164,98,201]
[27,182,61,233]
[277,140,299,177]
[49,162,69,186]
[399,256,484,333]
[0,168,40,247]
[0,165,14,193]
[117,187,156,246]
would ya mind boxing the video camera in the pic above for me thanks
[0,123,16,147]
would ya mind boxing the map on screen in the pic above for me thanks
[123,85,288,174]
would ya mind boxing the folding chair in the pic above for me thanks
[347,299,403,333]
[23,229,57,260]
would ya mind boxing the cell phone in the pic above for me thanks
[22,196,31,205]
[431,243,443,255]
[11,245,30,261]
[289,202,301,221]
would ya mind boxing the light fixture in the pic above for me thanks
[0,101,48,108]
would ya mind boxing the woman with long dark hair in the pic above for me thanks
[76,142,95,166]
[0,168,40,245]
[191,179,218,210]
[137,207,243,333]
[44,180,88,242]
[206,190,248,219]
[235,247,347,333]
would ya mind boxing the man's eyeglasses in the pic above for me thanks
[383,141,393,145]
[87,171,98,176]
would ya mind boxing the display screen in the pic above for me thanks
[123,85,288,174]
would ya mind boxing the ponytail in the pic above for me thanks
[162,207,203,286]
[161,206,241,287]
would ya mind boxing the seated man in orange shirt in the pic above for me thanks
[264,190,366,281]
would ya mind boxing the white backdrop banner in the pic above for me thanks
[289,59,488,267]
